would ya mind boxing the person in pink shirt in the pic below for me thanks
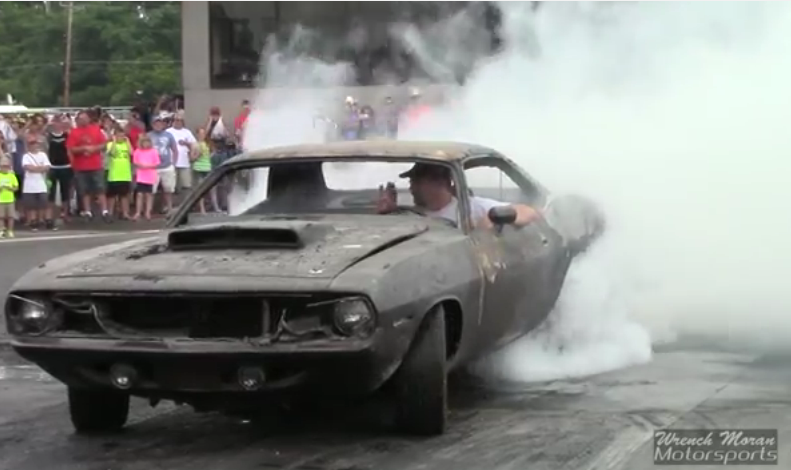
[132,134,160,220]
[401,88,431,130]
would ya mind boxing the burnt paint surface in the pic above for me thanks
[8,188,603,397]
[11,218,430,290]
[331,228,485,367]
[9,210,588,350]
[229,140,492,164]
[7,216,490,389]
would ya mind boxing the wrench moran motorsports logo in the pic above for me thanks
[654,429,778,465]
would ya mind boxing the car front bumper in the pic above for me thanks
[11,332,411,398]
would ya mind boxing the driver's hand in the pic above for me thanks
[376,183,398,213]
[475,216,494,230]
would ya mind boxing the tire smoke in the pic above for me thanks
[404,2,791,382]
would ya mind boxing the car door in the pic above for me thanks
[463,156,552,349]
[514,214,571,334]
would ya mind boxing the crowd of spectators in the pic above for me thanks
[0,89,431,237]
[0,98,249,237]
[329,88,432,142]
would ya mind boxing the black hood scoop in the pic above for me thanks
[167,221,335,251]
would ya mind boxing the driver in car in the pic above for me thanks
[376,163,540,229]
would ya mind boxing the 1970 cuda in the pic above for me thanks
[5,141,604,436]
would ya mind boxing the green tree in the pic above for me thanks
[0,1,181,107]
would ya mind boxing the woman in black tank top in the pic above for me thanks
[47,119,73,222]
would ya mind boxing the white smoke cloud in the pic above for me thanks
[243,25,353,151]
[404,1,791,381]
[235,26,354,215]
[243,2,791,383]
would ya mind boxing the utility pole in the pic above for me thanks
[63,1,74,107]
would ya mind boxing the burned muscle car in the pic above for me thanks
[5,141,604,436]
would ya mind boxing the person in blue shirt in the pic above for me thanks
[147,114,178,213]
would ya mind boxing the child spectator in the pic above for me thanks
[132,134,160,221]
[12,121,26,219]
[22,138,52,231]
[192,127,216,214]
[0,156,18,238]
[106,127,133,220]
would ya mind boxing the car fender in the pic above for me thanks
[330,233,483,376]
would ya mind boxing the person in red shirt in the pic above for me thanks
[126,111,145,151]
[403,89,431,128]
[233,99,250,146]
[66,110,109,219]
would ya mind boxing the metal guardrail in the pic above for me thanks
[20,106,135,119]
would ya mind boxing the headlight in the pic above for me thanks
[332,297,374,337]
[281,296,375,338]
[6,294,61,336]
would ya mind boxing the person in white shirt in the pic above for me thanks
[376,163,540,229]
[166,111,197,193]
[0,115,17,155]
[22,138,52,231]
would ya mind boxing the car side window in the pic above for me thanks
[464,164,526,204]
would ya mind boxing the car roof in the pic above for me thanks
[227,140,497,164]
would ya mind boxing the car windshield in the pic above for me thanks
[181,158,459,223]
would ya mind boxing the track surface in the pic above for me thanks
[1,233,790,470]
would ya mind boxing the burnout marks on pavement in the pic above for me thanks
[0,365,53,382]
[0,350,790,470]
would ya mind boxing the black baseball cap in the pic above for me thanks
[398,163,451,180]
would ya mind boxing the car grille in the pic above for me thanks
[51,293,326,340]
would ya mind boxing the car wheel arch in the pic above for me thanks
[411,297,463,364]
[439,299,463,363]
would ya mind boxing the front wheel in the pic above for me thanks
[392,306,448,436]
[68,387,130,435]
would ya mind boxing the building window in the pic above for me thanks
[209,1,275,89]
[208,1,503,89]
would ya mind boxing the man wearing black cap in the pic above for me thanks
[377,163,540,228]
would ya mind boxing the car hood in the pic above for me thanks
[51,219,430,282]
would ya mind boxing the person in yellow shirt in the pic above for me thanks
[0,156,19,238]
[105,127,133,219]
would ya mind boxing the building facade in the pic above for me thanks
[181,1,503,126]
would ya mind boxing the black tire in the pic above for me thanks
[68,387,130,435]
[392,306,447,436]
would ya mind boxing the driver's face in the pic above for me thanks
[409,176,441,207]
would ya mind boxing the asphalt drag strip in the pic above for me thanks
[1,345,790,470]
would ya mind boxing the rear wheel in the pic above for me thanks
[68,387,130,435]
[392,306,447,436]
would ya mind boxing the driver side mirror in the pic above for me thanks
[488,206,517,228]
